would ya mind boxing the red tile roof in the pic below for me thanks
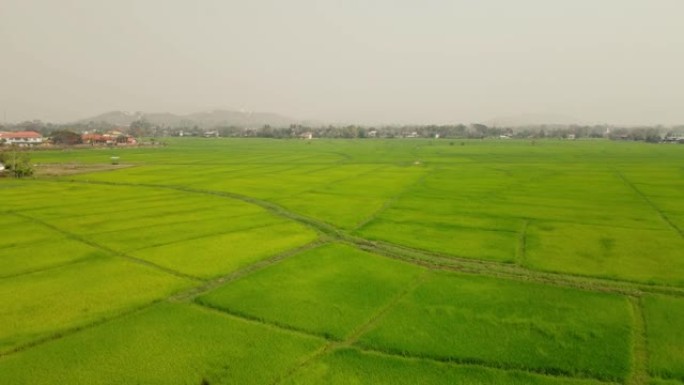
[0,131,43,139]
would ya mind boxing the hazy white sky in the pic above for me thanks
[1,0,683,125]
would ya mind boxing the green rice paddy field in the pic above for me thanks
[0,138,683,384]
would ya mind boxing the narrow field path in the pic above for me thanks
[0,240,325,359]
[40,179,684,298]
[268,270,428,385]
[614,171,683,238]
[10,212,204,282]
[627,296,650,385]
[0,300,161,358]
[170,240,325,302]
[515,219,529,267]
[0,254,94,280]
[189,270,620,385]
[352,168,431,232]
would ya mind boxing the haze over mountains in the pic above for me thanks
[78,110,301,129]
[73,109,673,129]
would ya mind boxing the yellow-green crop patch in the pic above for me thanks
[356,271,633,382]
[0,215,63,249]
[358,218,519,261]
[197,243,424,339]
[0,303,325,385]
[284,347,609,385]
[0,256,192,353]
[0,238,107,277]
[525,222,684,285]
[130,221,317,278]
[643,295,684,382]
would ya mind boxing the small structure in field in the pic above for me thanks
[111,156,120,165]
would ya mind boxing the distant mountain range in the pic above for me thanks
[484,113,587,127]
[76,110,596,129]
[77,109,300,128]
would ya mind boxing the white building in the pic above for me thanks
[0,131,44,146]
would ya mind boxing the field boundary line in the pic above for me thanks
[0,255,97,280]
[0,240,324,359]
[125,219,291,253]
[169,240,326,301]
[49,179,345,238]
[350,239,684,298]
[270,270,429,385]
[352,168,431,232]
[184,281,624,385]
[194,303,623,385]
[344,269,429,345]
[351,346,622,385]
[0,300,161,359]
[189,301,337,341]
[627,296,650,385]
[515,219,530,267]
[10,212,204,283]
[39,179,684,298]
[276,164,388,201]
[614,171,683,238]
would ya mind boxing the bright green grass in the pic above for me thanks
[0,180,317,278]
[90,212,284,252]
[0,215,63,249]
[0,214,109,276]
[0,256,192,353]
[643,295,684,381]
[525,222,684,285]
[651,379,684,385]
[358,218,519,261]
[271,166,425,229]
[357,271,633,382]
[284,347,609,385]
[131,221,317,278]
[0,238,107,277]
[197,243,424,339]
[0,303,325,385]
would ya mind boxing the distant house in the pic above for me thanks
[82,133,107,144]
[300,132,313,140]
[0,131,43,146]
[82,132,137,145]
[0,162,5,171]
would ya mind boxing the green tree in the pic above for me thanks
[50,130,82,145]
[0,147,34,178]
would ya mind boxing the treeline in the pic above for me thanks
[216,124,684,142]
[1,120,683,143]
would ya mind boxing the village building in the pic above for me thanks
[81,132,137,145]
[0,131,44,146]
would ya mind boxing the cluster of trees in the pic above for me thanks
[1,119,682,143]
[0,148,33,178]
[200,123,680,141]
[50,130,83,145]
